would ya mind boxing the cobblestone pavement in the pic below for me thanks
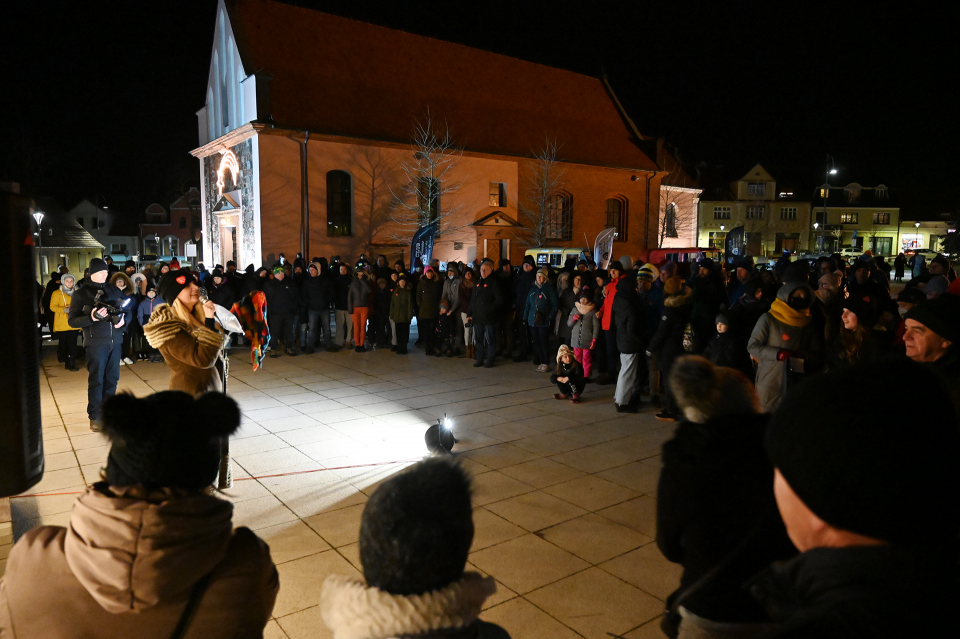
[8,343,680,639]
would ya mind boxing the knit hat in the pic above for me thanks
[637,263,659,282]
[89,258,108,275]
[169,259,181,270]
[926,275,949,297]
[904,294,960,343]
[931,254,950,270]
[226,260,237,267]
[211,268,224,280]
[124,259,135,269]
[664,276,682,295]
[272,265,285,275]
[521,255,535,267]
[841,296,877,328]
[157,268,197,305]
[537,267,550,278]
[715,313,730,327]
[498,258,511,269]
[556,344,575,363]
[766,359,960,545]
[896,288,925,305]
[102,391,241,491]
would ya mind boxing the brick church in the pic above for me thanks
[192,0,670,268]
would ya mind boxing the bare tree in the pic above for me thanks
[657,162,698,248]
[349,146,404,255]
[388,112,466,243]
[518,138,569,247]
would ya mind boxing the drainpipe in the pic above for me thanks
[290,131,310,260]
[644,173,655,251]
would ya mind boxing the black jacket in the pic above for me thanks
[749,544,960,638]
[648,290,693,373]
[242,268,268,297]
[470,275,503,325]
[208,282,236,309]
[657,414,796,622]
[67,280,126,342]
[612,278,645,354]
[334,273,352,311]
[513,268,537,309]
[704,332,751,377]
[301,274,334,311]
[263,277,298,315]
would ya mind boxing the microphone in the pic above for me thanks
[198,286,209,304]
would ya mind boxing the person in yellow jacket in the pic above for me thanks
[49,273,81,371]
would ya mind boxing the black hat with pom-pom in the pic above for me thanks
[101,391,241,491]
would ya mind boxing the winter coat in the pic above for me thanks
[137,295,162,327]
[513,268,537,310]
[458,281,474,315]
[748,544,960,638]
[334,272,353,310]
[442,275,461,313]
[522,281,559,326]
[320,573,511,639]
[373,283,393,318]
[67,281,126,343]
[143,304,225,396]
[648,289,694,373]
[263,277,298,315]
[470,275,503,325]
[416,276,443,320]
[557,286,579,341]
[748,282,820,412]
[598,277,622,331]
[612,279,645,355]
[347,276,372,314]
[301,273,334,311]
[657,414,796,623]
[207,282,236,310]
[389,286,414,324]
[550,359,585,388]
[567,304,600,350]
[688,272,727,352]
[0,484,278,639]
[48,289,76,333]
[703,332,749,375]
[241,267,268,298]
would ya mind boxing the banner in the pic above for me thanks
[593,227,617,269]
[725,225,746,260]
[411,222,438,268]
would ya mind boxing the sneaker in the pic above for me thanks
[118,359,127,366]
[355,345,364,353]
[537,364,550,373]
[122,357,134,365]
[390,345,397,352]
[616,403,639,413]
[655,410,677,422]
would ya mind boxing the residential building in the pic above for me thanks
[29,195,103,282]
[812,183,900,255]
[190,0,667,269]
[69,200,141,263]
[140,188,203,264]
[697,164,811,256]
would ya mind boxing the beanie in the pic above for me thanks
[715,313,730,327]
[537,267,551,278]
[89,258,108,275]
[903,294,960,343]
[766,359,960,545]
[925,275,949,297]
[841,296,877,328]
[272,265,285,275]
[664,276,682,295]
[102,391,241,491]
[211,268,224,280]
[638,263,659,282]
[157,268,197,305]
[521,255,535,267]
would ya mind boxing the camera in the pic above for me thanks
[83,290,128,325]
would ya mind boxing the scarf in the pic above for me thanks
[575,301,595,315]
[769,298,812,327]
[59,283,75,296]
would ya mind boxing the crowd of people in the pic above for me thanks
[13,245,959,638]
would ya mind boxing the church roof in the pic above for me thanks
[226,0,659,172]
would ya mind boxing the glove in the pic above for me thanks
[590,339,597,350]
[571,314,581,322]
[777,349,800,361]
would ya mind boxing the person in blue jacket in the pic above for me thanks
[523,267,559,372]
[137,284,163,362]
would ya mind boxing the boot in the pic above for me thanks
[570,393,581,403]
[65,358,80,372]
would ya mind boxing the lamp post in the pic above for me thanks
[32,211,45,250]
[915,221,922,251]
[820,158,838,252]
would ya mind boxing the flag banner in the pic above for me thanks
[593,227,617,269]
[726,225,746,259]
[411,222,439,268]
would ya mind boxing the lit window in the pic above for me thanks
[327,170,353,236]
[714,206,731,220]
[546,192,573,240]
[780,207,797,220]
[606,197,628,241]
[841,212,858,224]
[872,212,890,225]
[664,203,678,238]
[820,188,829,198]
[489,182,506,207]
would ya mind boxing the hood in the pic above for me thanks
[664,288,693,307]
[615,272,637,294]
[64,485,234,614]
[776,280,813,304]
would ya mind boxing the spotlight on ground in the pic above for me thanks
[425,414,457,454]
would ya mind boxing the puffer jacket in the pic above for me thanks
[389,286,414,323]
[137,295,162,327]
[0,484,278,639]
[262,276,298,315]
[347,275,372,314]
[442,270,461,313]
[612,276,645,355]
[568,303,600,349]
[416,275,443,320]
[748,281,819,412]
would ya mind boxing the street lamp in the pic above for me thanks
[32,212,45,250]
[820,158,839,252]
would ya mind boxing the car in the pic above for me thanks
[839,247,863,259]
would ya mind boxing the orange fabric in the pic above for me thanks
[351,307,369,346]
[599,277,622,330]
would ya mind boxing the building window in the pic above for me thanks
[546,192,573,240]
[714,206,731,220]
[489,182,506,207]
[872,212,890,225]
[327,170,353,236]
[664,202,678,238]
[77,217,84,227]
[780,207,797,220]
[109,243,127,254]
[606,197,628,241]
[820,188,829,198]
[748,182,765,196]
[708,231,726,249]
[841,212,858,224]
[746,206,764,219]
[179,217,187,229]
[417,177,440,226]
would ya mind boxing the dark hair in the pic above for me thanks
[359,459,474,595]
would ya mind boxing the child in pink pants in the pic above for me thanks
[567,292,600,381]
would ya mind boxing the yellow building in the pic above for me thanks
[697,164,812,256]
[812,183,900,256]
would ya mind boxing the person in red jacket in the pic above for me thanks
[595,261,624,384]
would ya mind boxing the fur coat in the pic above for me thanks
[143,303,226,396]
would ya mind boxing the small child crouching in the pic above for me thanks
[551,345,586,403]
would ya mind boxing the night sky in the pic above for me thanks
[3,1,953,220]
